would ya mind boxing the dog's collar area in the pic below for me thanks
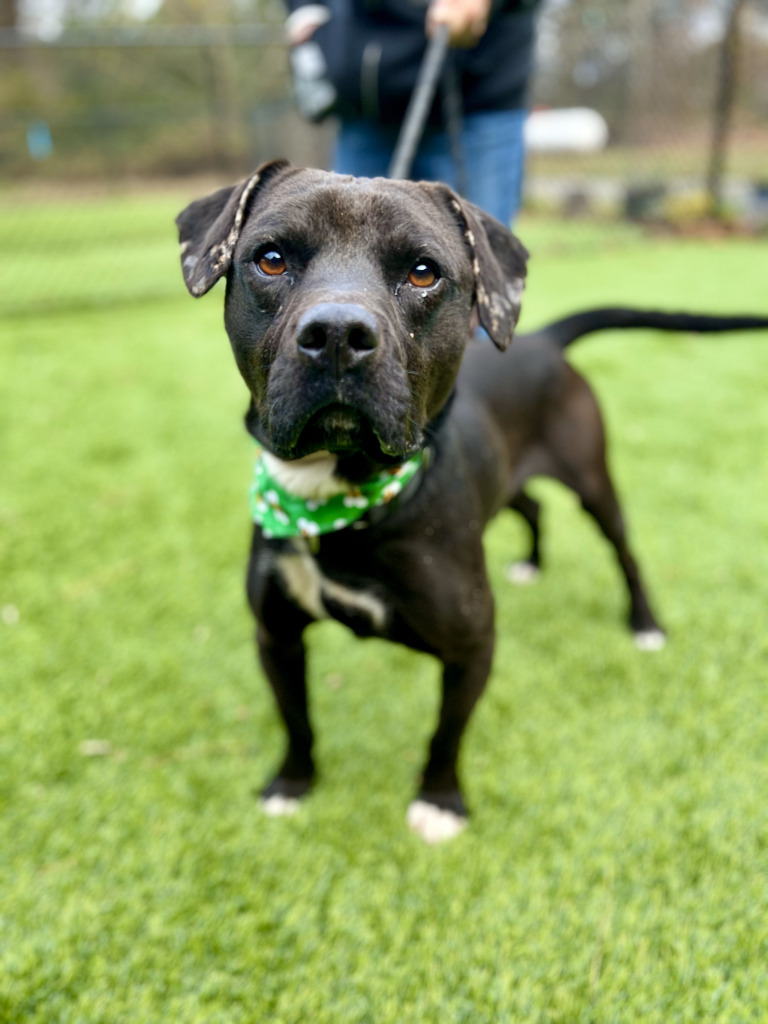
[251,445,427,539]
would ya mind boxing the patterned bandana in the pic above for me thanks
[250,447,425,539]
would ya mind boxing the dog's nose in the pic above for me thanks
[296,303,379,372]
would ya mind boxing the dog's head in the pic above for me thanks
[176,160,528,462]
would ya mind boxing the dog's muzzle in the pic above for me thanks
[259,300,416,460]
[288,302,391,456]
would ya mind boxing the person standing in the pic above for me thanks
[286,0,541,225]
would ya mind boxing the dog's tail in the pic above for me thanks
[531,307,768,350]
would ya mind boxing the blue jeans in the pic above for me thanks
[333,108,528,226]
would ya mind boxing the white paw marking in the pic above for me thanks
[506,561,541,585]
[261,794,302,817]
[634,629,666,652]
[406,800,467,844]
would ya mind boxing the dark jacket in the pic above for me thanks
[287,0,540,125]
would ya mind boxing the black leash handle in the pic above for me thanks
[387,24,450,180]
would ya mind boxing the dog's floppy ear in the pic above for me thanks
[473,206,528,351]
[429,186,528,350]
[456,198,529,351]
[175,159,291,297]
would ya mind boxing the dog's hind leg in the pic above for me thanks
[575,471,665,649]
[506,490,542,584]
[543,368,665,649]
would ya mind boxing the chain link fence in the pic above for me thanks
[1,0,767,317]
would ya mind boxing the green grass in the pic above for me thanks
[1,195,768,1023]
[0,188,194,316]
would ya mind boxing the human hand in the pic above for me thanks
[286,3,331,46]
[426,0,493,47]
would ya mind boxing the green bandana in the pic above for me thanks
[250,447,425,539]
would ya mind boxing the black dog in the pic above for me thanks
[177,161,768,842]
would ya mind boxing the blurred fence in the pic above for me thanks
[527,0,768,219]
[1,0,767,318]
[0,23,330,179]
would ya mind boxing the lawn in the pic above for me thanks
[1,194,767,1023]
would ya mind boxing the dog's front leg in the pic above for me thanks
[408,639,494,843]
[257,623,315,815]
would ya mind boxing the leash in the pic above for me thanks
[387,23,466,189]
[440,55,468,198]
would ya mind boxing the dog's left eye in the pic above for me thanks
[256,250,287,276]
[408,261,439,288]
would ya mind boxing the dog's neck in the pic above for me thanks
[260,449,417,500]
[244,390,455,497]
[262,449,344,501]
[250,446,426,541]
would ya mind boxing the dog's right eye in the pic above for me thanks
[256,250,287,276]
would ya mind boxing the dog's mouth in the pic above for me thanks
[295,403,386,458]
[258,357,422,462]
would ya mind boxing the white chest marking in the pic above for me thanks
[276,544,327,620]
[262,449,347,501]
[276,539,388,632]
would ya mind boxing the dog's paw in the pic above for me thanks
[633,629,666,652]
[506,561,541,585]
[261,793,302,817]
[259,772,312,817]
[406,800,467,844]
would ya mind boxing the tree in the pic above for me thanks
[706,0,746,215]
[0,0,19,29]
